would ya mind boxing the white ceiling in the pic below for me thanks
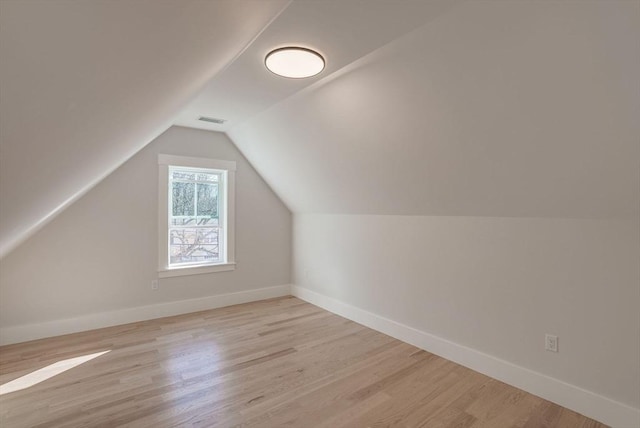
[173,0,458,132]
[0,0,288,257]
[228,0,640,219]
[1,0,638,258]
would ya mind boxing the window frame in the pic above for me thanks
[158,154,236,278]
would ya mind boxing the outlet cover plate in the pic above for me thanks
[545,334,558,352]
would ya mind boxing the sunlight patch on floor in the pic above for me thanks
[0,350,110,395]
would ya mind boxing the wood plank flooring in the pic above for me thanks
[0,296,607,427]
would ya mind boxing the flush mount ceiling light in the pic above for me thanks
[265,47,325,79]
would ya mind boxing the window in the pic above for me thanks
[158,155,235,277]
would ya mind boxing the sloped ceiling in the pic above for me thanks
[174,0,458,132]
[1,0,638,258]
[0,0,288,257]
[228,0,639,219]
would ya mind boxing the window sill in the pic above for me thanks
[158,263,236,278]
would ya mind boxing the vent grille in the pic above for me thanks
[198,116,226,124]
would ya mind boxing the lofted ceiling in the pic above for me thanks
[173,0,458,132]
[0,0,288,257]
[227,0,639,219]
[1,0,638,258]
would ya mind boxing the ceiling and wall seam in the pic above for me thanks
[0,0,292,260]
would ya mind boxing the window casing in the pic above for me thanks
[158,155,235,277]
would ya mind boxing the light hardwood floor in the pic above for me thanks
[0,296,607,427]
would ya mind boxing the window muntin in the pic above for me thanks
[168,166,225,267]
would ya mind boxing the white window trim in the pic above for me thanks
[158,154,236,278]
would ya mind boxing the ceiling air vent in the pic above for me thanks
[198,116,226,124]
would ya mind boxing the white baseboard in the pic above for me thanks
[292,285,639,428]
[0,284,291,346]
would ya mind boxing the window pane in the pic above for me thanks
[196,217,219,226]
[169,228,220,265]
[171,171,196,181]
[197,183,218,218]
[172,182,194,216]
[170,170,218,182]
[197,173,218,182]
[171,217,196,226]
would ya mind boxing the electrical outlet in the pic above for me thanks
[151,279,159,290]
[545,334,558,352]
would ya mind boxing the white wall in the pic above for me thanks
[293,214,640,413]
[230,3,639,423]
[0,126,291,339]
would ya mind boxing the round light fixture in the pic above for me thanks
[265,47,325,79]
